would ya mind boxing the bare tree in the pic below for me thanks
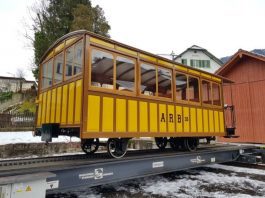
[16,68,26,93]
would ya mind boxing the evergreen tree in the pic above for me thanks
[31,0,111,80]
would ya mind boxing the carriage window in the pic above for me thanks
[202,80,212,104]
[42,59,53,89]
[73,40,83,75]
[212,83,221,106]
[91,49,114,89]
[65,45,74,79]
[140,63,156,96]
[157,67,172,98]
[54,52,63,84]
[176,73,188,101]
[188,76,200,102]
[116,56,135,92]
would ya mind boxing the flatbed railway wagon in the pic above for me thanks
[35,30,234,158]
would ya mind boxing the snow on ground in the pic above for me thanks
[206,163,265,176]
[0,132,149,145]
[0,131,81,145]
[53,164,265,198]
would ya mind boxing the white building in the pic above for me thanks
[174,45,223,73]
[0,76,37,92]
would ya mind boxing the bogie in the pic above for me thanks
[155,137,168,150]
[107,138,129,158]
[81,138,99,154]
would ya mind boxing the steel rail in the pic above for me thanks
[0,144,252,171]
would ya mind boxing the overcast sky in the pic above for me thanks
[0,0,264,80]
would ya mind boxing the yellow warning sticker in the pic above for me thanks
[16,189,23,193]
[26,185,32,192]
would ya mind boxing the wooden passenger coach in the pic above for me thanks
[36,30,230,158]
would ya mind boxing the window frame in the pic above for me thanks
[156,65,173,100]
[212,82,222,107]
[115,53,137,95]
[89,46,115,93]
[188,75,201,105]
[89,46,137,97]
[139,61,173,101]
[64,38,84,82]
[175,71,189,104]
[41,57,54,91]
[200,79,223,108]
[53,51,64,85]
[139,61,158,99]
[175,71,201,105]
[201,79,213,107]
[181,59,187,65]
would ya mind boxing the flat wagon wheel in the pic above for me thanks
[184,138,199,152]
[169,137,184,151]
[81,138,99,154]
[155,137,168,150]
[107,138,128,158]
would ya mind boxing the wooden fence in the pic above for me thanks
[0,112,35,131]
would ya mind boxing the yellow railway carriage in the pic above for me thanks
[35,30,232,158]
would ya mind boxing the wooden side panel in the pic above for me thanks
[249,81,265,143]
[159,104,167,132]
[220,57,265,143]
[116,99,126,132]
[197,108,203,132]
[190,107,196,132]
[50,89,56,123]
[214,111,220,132]
[61,85,68,124]
[209,110,214,132]
[102,97,114,132]
[45,90,51,123]
[176,106,183,132]
[37,94,43,127]
[55,87,62,123]
[87,95,100,132]
[203,109,209,132]
[219,112,225,132]
[139,102,148,132]
[41,92,47,124]
[67,82,75,124]
[128,100,137,132]
[74,80,82,124]
[167,105,175,132]
[231,83,253,141]
[183,107,190,132]
[149,103,158,132]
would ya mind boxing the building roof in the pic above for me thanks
[215,49,265,76]
[0,76,25,81]
[174,45,223,66]
[40,30,229,81]
[0,76,37,84]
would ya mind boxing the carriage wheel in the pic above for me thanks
[155,137,167,150]
[184,138,199,152]
[81,138,99,154]
[107,138,128,158]
[169,137,184,151]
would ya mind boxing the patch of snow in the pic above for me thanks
[207,163,265,176]
[0,131,81,145]
[101,164,265,198]
[0,132,148,145]
[139,168,265,197]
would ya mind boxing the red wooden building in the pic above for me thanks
[216,49,265,143]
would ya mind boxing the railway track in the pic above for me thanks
[0,143,261,197]
[0,144,251,175]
